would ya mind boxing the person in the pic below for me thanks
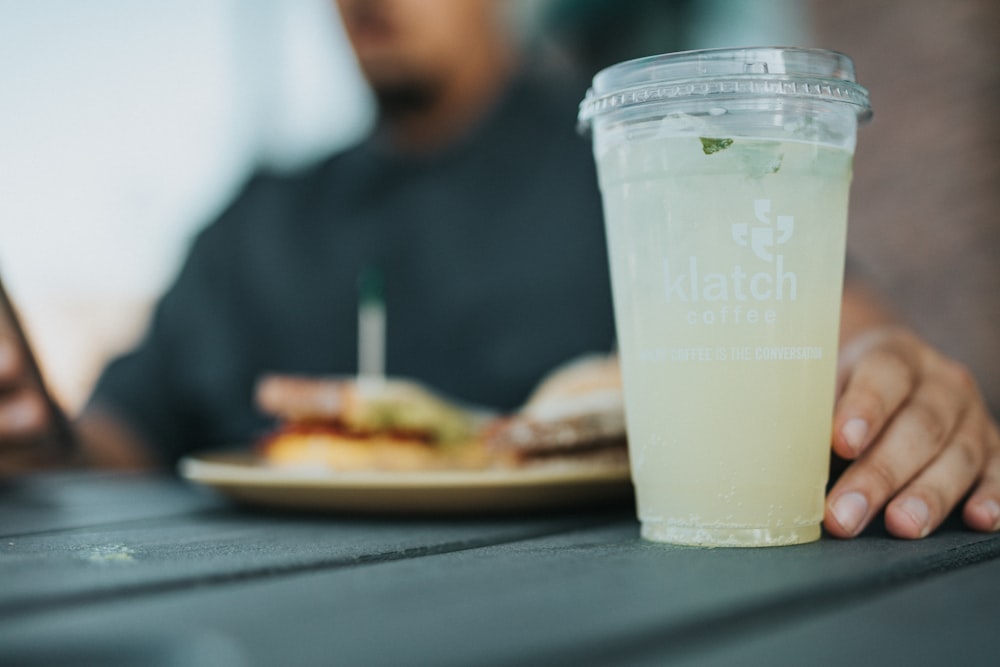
[0,0,616,468]
[0,0,997,542]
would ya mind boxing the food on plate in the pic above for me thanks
[256,375,491,471]
[255,356,628,473]
[484,355,629,468]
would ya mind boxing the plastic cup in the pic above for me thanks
[579,48,872,546]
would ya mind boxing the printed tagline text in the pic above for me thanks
[641,345,825,364]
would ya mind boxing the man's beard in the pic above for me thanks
[374,81,440,121]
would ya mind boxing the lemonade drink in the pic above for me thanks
[600,135,851,546]
[580,47,871,546]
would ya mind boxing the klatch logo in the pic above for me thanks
[663,198,799,325]
[731,199,794,263]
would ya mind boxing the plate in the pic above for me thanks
[179,452,633,514]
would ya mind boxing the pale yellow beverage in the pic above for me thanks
[579,47,871,547]
[598,135,852,546]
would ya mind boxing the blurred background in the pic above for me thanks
[1,0,997,414]
[0,0,803,412]
[0,0,375,411]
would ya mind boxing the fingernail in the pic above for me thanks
[898,497,931,538]
[842,418,869,454]
[831,491,869,536]
[982,499,1000,530]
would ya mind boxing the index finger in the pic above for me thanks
[833,343,916,459]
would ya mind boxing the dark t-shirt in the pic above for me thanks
[89,70,617,465]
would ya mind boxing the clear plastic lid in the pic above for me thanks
[579,47,872,129]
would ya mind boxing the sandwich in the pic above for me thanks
[256,375,491,471]
[255,355,628,473]
[483,355,629,469]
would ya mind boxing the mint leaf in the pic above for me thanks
[700,137,734,155]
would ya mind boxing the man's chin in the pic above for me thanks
[373,82,439,118]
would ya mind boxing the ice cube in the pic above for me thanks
[734,141,784,178]
[656,112,710,137]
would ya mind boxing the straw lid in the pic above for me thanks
[579,47,872,129]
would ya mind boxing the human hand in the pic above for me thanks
[0,336,49,441]
[0,334,58,472]
[825,327,1000,539]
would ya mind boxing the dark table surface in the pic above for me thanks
[1,471,999,667]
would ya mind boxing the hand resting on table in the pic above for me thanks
[827,327,1000,538]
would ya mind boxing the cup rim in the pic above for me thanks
[578,46,872,129]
